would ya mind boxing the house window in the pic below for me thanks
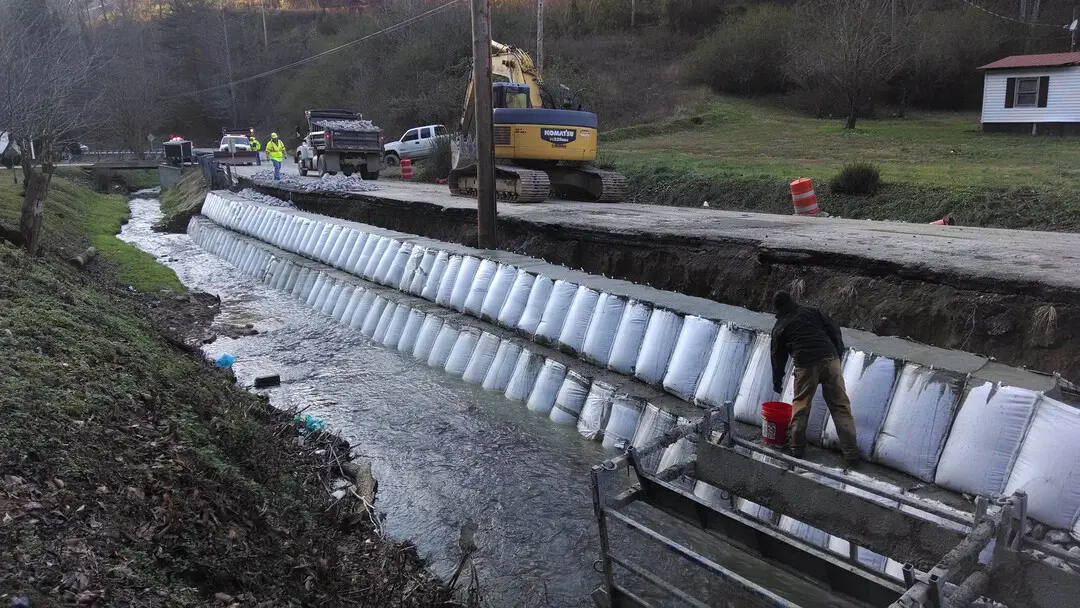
[1015,77,1040,107]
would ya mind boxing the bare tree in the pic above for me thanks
[786,0,922,129]
[0,0,102,254]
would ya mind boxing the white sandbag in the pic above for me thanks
[535,280,579,344]
[820,352,900,455]
[557,286,600,354]
[662,316,720,401]
[360,297,388,337]
[319,225,342,262]
[579,381,616,441]
[482,340,523,393]
[464,259,499,317]
[779,516,830,548]
[373,240,401,285]
[657,419,695,474]
[462,331,501,384]
[381,305,411,347]
[1004,396,1080,529]
[306,273,329,307]
[449,256,481,312]
[412,315,444,361]
[608,301,651,376]
[372,302,398,344]
[427,324,460,368]
[733,332,779,425]
[409,249,437,295]
[497,270,535,328]
[603,394,646,450]
[319,282,343,315]
[527,359,568,415]
[630,404,678,472]
[331,230,358,269]
[398,245,425,291]
[828,537,889,571]
[873,363,965,482]
[694,482,730,511]
[421,250,449,301]
[694,324,755,409]
[634,309,684,386]
[582,293,627,367]
[480,265,517,321]
[444,328,480,377]
[344,232,370,273]
[384,243,412,287]
[348,291,377,329]
[436,255,463,307]
[363,237,391,279]
[505,350,545,402]
[397,309,427,354]
[935,381,1039,497]
[517,275,555,335]
[351,233,380,275]
[550,371,591,425]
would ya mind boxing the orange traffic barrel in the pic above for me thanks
[401,158,413,179]
[789,178,819,216]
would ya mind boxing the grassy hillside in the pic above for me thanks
[605,98,1080,230]
[0,175,185,292]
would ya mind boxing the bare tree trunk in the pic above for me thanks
[845,96,858,129]
[20,169,49,255]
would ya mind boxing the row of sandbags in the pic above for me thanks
[187,216,698,472]
[197,193,1080,537]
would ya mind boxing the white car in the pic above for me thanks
[218,135,251,152]
[383,124,446,166]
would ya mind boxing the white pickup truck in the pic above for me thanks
[383,124,446,166]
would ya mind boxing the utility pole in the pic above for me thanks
[536,0,544,75]
[631,0,635,27]
[1072,6,1078,52]
[472,0,497,249]
[221,9,238,127]
[261,0,268,51]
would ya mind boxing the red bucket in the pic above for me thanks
[762,401,793,446]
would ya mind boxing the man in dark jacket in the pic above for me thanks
[770,291,859,465]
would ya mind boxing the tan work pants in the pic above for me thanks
[789,358,859,460]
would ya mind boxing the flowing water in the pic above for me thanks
[120,193,611,606]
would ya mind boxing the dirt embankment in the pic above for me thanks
[250,184,1079,381]
[0,185,452,605]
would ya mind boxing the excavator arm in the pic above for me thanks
[460,41,547,134]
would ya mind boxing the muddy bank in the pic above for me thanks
[244,182,1079,381]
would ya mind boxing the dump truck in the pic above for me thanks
[296,109,382,180]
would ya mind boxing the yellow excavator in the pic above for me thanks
[449,41,627,203]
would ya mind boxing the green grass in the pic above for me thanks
[603,97,1080,230]
[115,168,161,191]
[0,175,185,292]
[157,171,209,233]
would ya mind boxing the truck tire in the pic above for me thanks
[360,169,379,181]
[317,155,327,178]
[384,153,399,168]
[341,166,353,177]
[299,163,308,177]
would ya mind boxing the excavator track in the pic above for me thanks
[546,166,630,203]
[449,163,550,203]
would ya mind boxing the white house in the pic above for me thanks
[978,52,1080,135]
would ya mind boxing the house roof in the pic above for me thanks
[979,52,1080,70]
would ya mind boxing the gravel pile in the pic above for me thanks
[238,188,293,208]
[252,171,381,194]
[313,119,377,132]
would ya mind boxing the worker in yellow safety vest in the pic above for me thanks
[248,135,262,166]
[265,133,286,180]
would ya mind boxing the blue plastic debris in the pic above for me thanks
[215,353,236,369]
[12,597,31,608]
[294,414,326,434]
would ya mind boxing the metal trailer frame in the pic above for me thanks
[590,402,1080,608]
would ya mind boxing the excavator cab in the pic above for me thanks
[493,82,532,109]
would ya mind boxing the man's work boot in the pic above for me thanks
[844,455,862,471]
[788,446,805,459]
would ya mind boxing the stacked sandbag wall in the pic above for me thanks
[193,191,1080,545]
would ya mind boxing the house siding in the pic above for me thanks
[981,66,1080,124]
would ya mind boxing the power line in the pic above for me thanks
[957,0,1067,29]
[180,0,463,98]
